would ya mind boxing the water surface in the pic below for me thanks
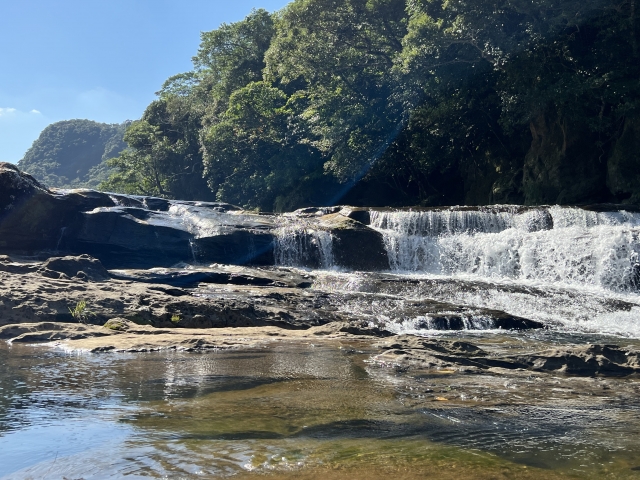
[2,339,640,479]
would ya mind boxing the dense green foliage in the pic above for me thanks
[103,0,640,209]
[19,120,128,189]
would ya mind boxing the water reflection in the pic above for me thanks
[1,342,640,479]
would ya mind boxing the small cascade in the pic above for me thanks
[55,227,67,252]
[188,239,198,264]
[370,206,640,292]
[384,315,496,334]
[274,226,334,269]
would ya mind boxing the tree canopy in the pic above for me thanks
[101,0,640,209]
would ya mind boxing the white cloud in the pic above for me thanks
[0,107,43,118]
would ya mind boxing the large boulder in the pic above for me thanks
[319,213,388,270]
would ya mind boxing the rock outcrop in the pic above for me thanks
[0,162,116,252]
[0,163,392,270]
[319,213,388,270]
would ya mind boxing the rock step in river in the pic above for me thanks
[3,161,640,336]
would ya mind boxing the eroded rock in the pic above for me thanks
[39,254,111,281]
[373,336,640,377]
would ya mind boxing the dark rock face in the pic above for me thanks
[0,162,46,207]
[192,230,275,266]
[319,213,388,271]
[73,208,194,269]
[0,162,116,252]
[0,164,391,271]
[338,206,371,225]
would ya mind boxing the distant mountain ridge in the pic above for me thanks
[18,119,128,189]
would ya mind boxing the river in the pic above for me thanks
[3,204,640,477]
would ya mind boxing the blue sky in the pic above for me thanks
[0,0,290,163]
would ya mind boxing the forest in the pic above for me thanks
[18,120,128,189]
[47,0,640,210]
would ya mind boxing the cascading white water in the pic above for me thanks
[274,226,334,269]
[370,207,640,292]
[384,314,496,334]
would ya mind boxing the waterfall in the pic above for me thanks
[370,207,640,292]
[55,227,67,252]
[384,315,497,334]
[274,226,334,269]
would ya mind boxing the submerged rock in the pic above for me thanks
[373,336,640,377]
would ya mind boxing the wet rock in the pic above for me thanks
[516,208,553,232]
[309,321,394,337]
[109,265,312,289]
[288,206,342,217]
[319,213,388,270]
[386,338,487,357]
[192,230,275,266]
[338,206,371,225]
[73,208,194,268]
[487,310,545,330]
[182,201,242,213]
[337,321,394,337]
[516,344,640,376]
[147,286,191,297]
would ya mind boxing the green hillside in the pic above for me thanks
[18,119,128,189]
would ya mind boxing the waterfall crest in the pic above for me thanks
[370,207,640,292]
[274,226,334,269]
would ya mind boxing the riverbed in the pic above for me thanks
[2,337,640,479]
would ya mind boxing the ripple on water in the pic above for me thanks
[1,342,640,478]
